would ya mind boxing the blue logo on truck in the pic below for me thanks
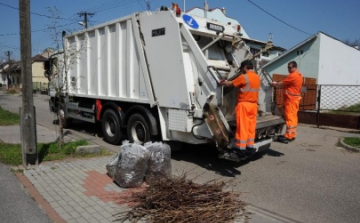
[182,14,199,29]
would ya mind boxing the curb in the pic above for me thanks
[339,138,360,153]
[15,172,66,223]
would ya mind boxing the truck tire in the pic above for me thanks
[127,113,150,144]
[102,109,123,145]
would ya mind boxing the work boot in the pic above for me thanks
[288,137,296,142]
[246,147,256,157]
[233,149,247,160]
[276,135,289,144]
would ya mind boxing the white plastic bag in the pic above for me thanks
[106,152,121,179]
[114,141,149,188]
[144,142,172,185]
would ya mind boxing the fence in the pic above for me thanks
[274,85,360,129]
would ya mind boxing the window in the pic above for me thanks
[250,47,260,55]
[262,51,270,57]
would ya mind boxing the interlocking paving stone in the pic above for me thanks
[23,156,133,223]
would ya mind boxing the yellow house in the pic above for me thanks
[0,54,49,91]
[31,54,49,91]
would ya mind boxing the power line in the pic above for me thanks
[247,0,312,36]
[0,2,77,21]
[0,22,77,37]
[0,43,43,53]
[136,0,146,10]
[78,12,95,29]
[92,0,137,13]
[1,0,147,57]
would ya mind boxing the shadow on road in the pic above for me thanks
[52,118,285,177]
[53,119,104,138]
[172,144,285,177]
[171,144,242,177]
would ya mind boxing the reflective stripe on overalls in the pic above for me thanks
[286,125,297,134]
[285,90,301,97]
[241,74,260,93]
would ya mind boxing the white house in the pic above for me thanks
[263,32,360,110]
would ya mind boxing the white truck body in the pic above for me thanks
[47,8,284,161]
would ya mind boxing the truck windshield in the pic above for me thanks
[193,34,230,71]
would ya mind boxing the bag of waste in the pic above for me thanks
[106,152,121,179]
[114,141,149,188]
[144,142,172,185]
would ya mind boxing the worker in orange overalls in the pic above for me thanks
[221,60,260,160]
[271,61,303,143]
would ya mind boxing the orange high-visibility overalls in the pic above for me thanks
[282,70,303,140]
[232,71,260,151]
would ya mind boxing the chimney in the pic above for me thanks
[222,7,226,15]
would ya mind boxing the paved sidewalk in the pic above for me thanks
[6,122,357,222]
[23,157,125,223]
[0,125,60,144]
[21,157,250,223]
[0,124,248,222]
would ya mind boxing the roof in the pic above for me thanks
[261,33,318,69]
[262,31,360,69]
[31,54,47,62]
[241,37,286,51]
[0,61,21,74]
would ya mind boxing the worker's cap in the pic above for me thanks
[240,60,253,69]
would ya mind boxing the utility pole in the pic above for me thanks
[78,11,94,29]
[145,0,150,11]
[19,0,38,166]
[204,0,208,19]
[5,51,12,89]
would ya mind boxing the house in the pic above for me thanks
[31,54,49,91]
[0,61,21,88]
[0,62,8,87]
[0,54,49,90]
[186,7,286,65]
[242,37,285,66]
[263,32,360,110]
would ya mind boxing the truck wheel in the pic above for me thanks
[127,113,150,144]
[102,109,123,145]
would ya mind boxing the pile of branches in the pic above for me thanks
[115,175,247,223]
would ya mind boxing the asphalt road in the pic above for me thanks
[0,163,50,223]
[1,92,360,223]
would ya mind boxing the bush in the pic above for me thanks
[7,88,17,94]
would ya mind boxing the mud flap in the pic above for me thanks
[203,102,230,149]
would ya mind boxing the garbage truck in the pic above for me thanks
[44,6,284,161]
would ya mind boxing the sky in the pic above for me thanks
[1,0,359,61]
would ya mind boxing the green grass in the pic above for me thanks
[330,103,360,115]
[0,139,111,166]
[343,137,360,148]
[0,106,20,125]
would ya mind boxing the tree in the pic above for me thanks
[45,7,87,146]
[343,38,360,49]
